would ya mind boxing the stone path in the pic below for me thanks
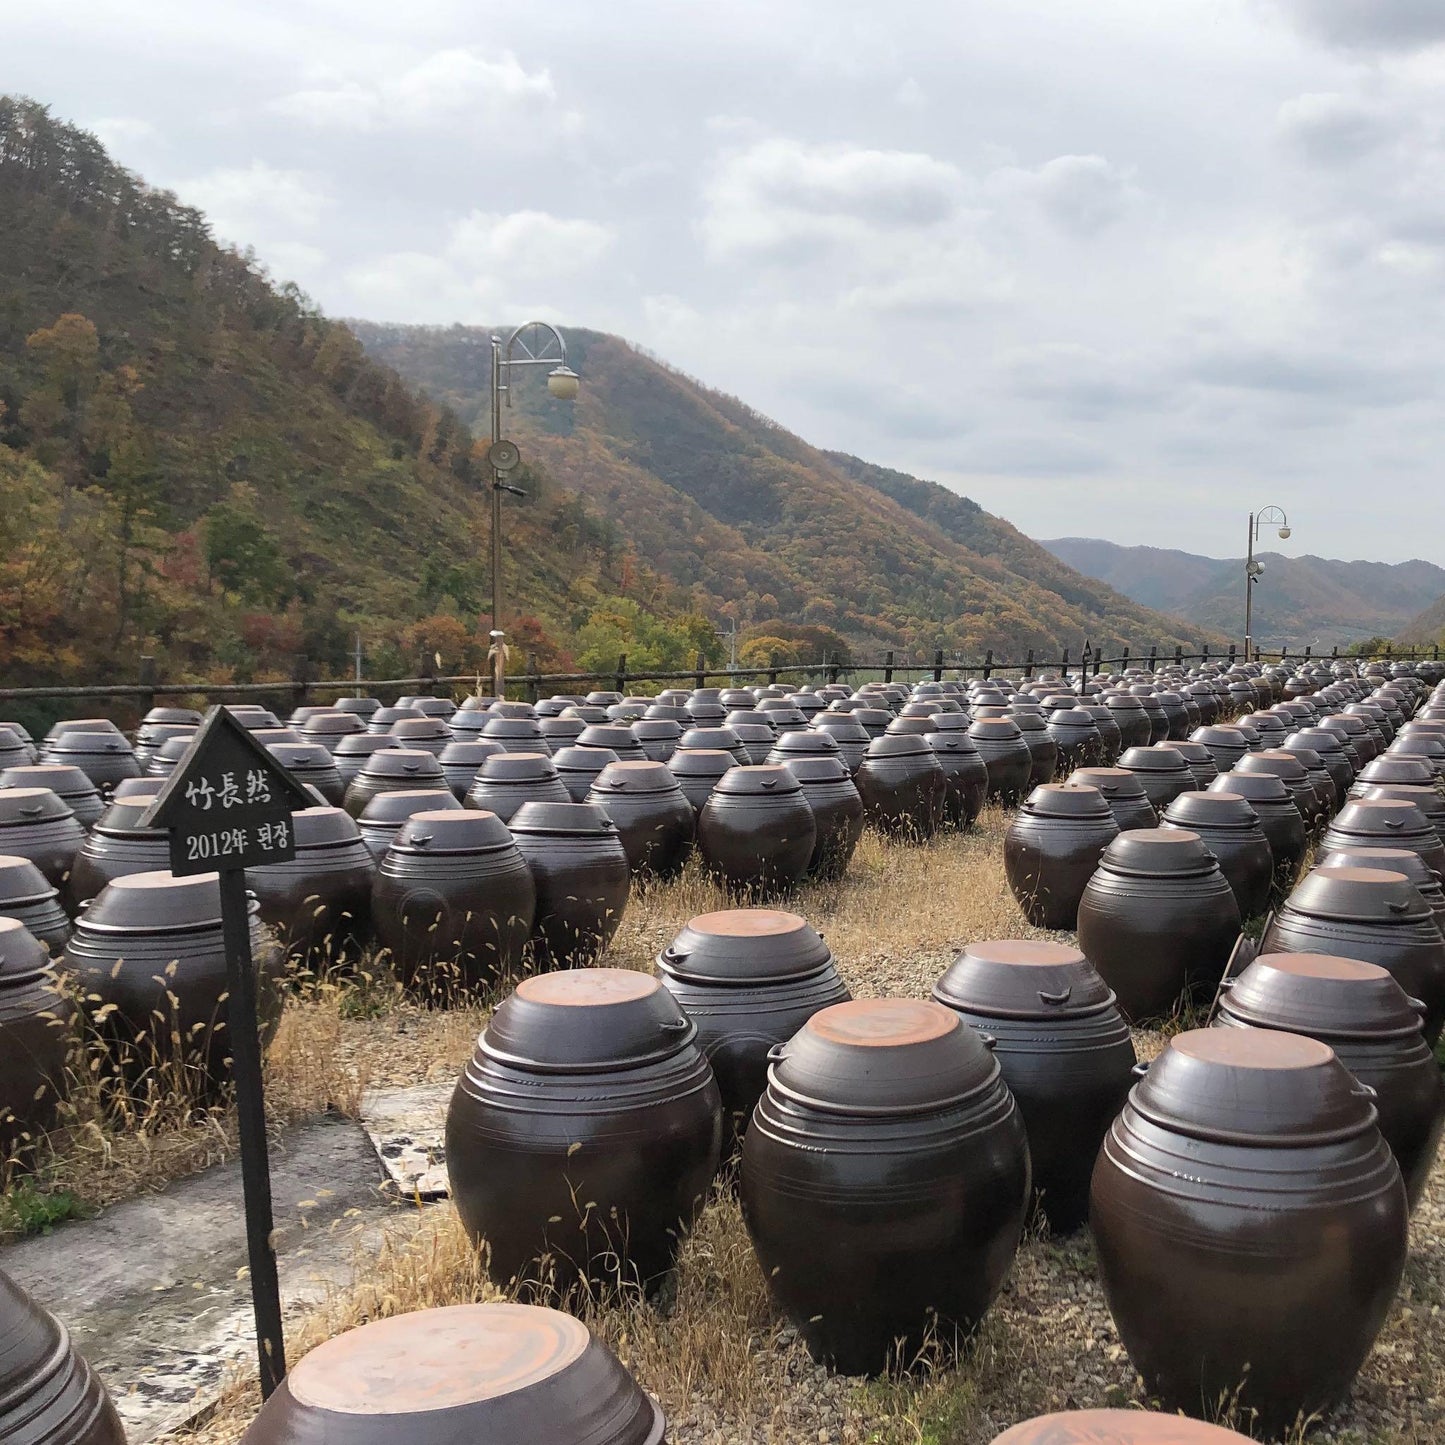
[358,1081,453,1199]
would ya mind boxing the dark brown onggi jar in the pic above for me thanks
[665,748,736,816]
[0,1266,125,1445]
[812,714,870,773]
[1103,693,1152,751]
[1091,1029,1406,1436]
[698,766,816,896]
[343,748,448,817]
[0,918,73,1160]
[1009,712,1059,790]
[1076,829,1241,1023]
[63,870,286,1101]
[1067,766,1157,832]
[0,789,85,895]
[42,730,141,790]
[446,970,722,1292]
[1159,790,1274,920]
[237,1302,666,1445]
[1116,745,1194,813]
[1215,952,1444,1211]
[1190,725,1250,773]
[1207,771,1307,881]
[1319,798,1445,882]
[0,855,71,953]
[508,801,630,970]
[854,734,946,840]
[437,739,505,801]
[373,810,535,1001]
[356,789,462,863]
[1166,740,1219,792]
[1261,866,1445,1044]
[780,756,864,879]
[248,807,376,974]
[553,745,618,803]
[65,791,167,909]
[657,910,850,1154]
[464,752,571,825]
[1004,784,1119,930]
[968,719,1033,806]
[0,766,103,831]
[1046,709,1104,774]
[588,761,695,880]
[1357,782,1445,848]
[925,732,989,831]
[990,1409,1252,1443]
[740,999,1029,1375]
[933,940,1134,1234]
[1325,844,1445,934]
[1234,750,1322,830]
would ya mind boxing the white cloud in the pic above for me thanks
[89,115,155,150]
[1272,0,1445,54]
[990,154,1134,236]
[179,162,330,248]
[1277,92,1398,163]
[446,210,614,277]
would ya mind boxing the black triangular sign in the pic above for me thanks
[140,706,315,876]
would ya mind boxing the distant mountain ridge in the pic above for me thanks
[1041,537,1445,648]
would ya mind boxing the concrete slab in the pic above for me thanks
[0,1115,414,1442]
[358,1082,453,1200]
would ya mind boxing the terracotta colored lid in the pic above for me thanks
[1119,745,1189,775]
[45,718,121,740]
[659,908,833,984]
[630,719,681,740]
[0,854,54,901]
[926,733,981,759]
[474,752,560,784]
[1324,845,1442,894]
[358,749,445,781]
[710,764,802,797]
[934,939,1117,1020]
[969,718,1023,741]
[1286,865,1432,925]
[369,707,424,728]
[1208,772,1291,805]
[1220,953,1425,1040]
[1161,791,1261,832]
[1019,783,1113,820]
[79,869,226,931]
[291,806,364,848]
[482,969,696,1071]
[141,706,203,727]
[439,740,506,764]
[678,726,743,752]
[509,801,618,837]
[1329,797,1436,840]
[0,764,97,797]
[1236,750,1308,783]
[1191,725,1249,750]
[358,789,462,824]
[0,787,75,826]
[1047,708,1098,732]
[769,999,999,1115]
[1359,783,1445,819]
[393,809,512,853]
[597,760,688,793]
[92,794,164,835]
[46,730,134,758]
[851,707,892,729]
[1290,727,1348,757]
[553,746,618,773]
[665,749,736,777]
[1069,766,1148,800]
[1099,827,1217,877]
[303,712,365,737]
[268,743,336,771]
[0,915,52,984]
[577,725,641,752]
[1357,756,1437,788]
[771,730,839,756]
[1009,711,1048,733]
[1167,740,1215,766]
[1132,1027,1377,1145]
[728,710,780,731]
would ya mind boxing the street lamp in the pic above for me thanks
[1243,504,1291,662]
[486,322,579,698]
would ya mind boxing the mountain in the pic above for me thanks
[1397,595,1445,647]
[350,323,1215,659]
[1041,537,1445,648]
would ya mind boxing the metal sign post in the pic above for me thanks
[140,706,314,1398]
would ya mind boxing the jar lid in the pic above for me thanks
[968,718,1023,741]
[79,870,227,931]
[991,1408,1261,1443]
[1290,728,1346,756]
[268,743,335,770]
[1019,783,1112,820]
[439,740,506,764]
[1099,827,1217,877]
[631,719,681,740]
[1220,952,1425,1040]
[358,789,462,824]
[0,788,75,826]
[812,713,867,737]
[370,708,424,727]
[659,908,832,983]
[1191,726,1249,749]
[46,730,133,756]
[0,854,54,901]
[577,726,639,750]
[0,916,52,984]
[710,764,802,797]
[291,806,364,848]
[1047,708,1097,730]
[1161,790,1260,831]
[475,752,560,783]
[596,760,687,793]
[863,733,933,761]
[334,734,399,757]
[0,764,95,795]
[141,707,202,726]
[509,800,618,836]
[1132,1028,1377,1145]
[1324,845,1441,893]
[926,733,980,758]
[1236,750,1308,782]
[1068,766,1148,800]
[665,749,736,777]
[850,708,892,729]
[553,746,618,772]
[1328,797,1436,841]
[1119,745,1189,775]
[394,810,512,853]
[359,749,445,781]
[481,969,696,1071]
[769,999,999,1115]
[1208,771,1290,805]
[934,939,1117,1019]
[1286,865,1431,925]
[770,731,839,755]
[93,794,164,835]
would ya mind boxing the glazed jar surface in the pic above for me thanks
[854,735,947,839]
[1004,784,1119,930]
[588,762,695,880]
[1159,790,1274,920]
[0,855,71,953]
[0,918,73,1158]
[697,766,816,895]
[780,757,864,879]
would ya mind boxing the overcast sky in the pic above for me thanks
[14,0,1445,562]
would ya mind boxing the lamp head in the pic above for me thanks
[1277,525,1291,540]
[547,366,580,400]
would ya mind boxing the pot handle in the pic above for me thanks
[766,1042,789,1062]
[1387,900,1413,915]
[1384,817,1405,829]
[1038,986,1072,1006]
[402,762,421,773]
[1216,977,1236,991]
[19,805,42,817]
[659,1018,691,1034]
[660,945,689,964]
[1131,1060,1151,1078]
[409,833,432,848]
[977,1030,997,1051]
[1352,1082,1379,1101]
[1407,995,1429,1017]
[760,776,777,788]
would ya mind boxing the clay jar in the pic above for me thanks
[0,789,85,895]
[237,1302,666,1445]
[357,789,462,863]
[0,855,71,952]
[1349,753,1436,799]
[437,740,505,801]
[1076,829,1241,1023]
[1325,845,1445,934]
[1081,704,1124,764]
[373,810,535,1000]
[1009,712,1060,790]
[64,870,285,1100]
[968,719,1033,806]
[1215,952,1444,1211]
[1287,727,1356,800]
[1046,709,1104,773]
[464,753,571,824]
[810,714,869,773]
[1116,745,1194,813]
[0,918,73,1157]
[553,746,618,804]
[1103,693,1152,751]
[508,801,631,970]
[1189,725,1250,774]
[43,730,141,790]
[266,742,345,807]
[1167,740,1220,792]
[698,767,816,895]
[933,940,1134,1233]
[1067,767,1157,832]
[1318,798,1445,882]
[741,999,1030,1375]
[588,761,696,880]
[446,970,722,1292]
[631,719,681,762]
[925,732,990,830]
[991,1410,1253,1444]
[1234,750,1321,829]
[66,792,168,908]
[343,749,448,817]
[1207,772,1307,881]
[0,1266,126,1445]
[677,726,749,766]
[330,735,398,792]
[248,807,376,973]
[1358,783,1445,848]
[1004,784,1119,930]
[577,725,647,763]
[854,734,946,840]
[1090,1029,1406,1435]
[1159,791,1274,920]
[300,711,367,753]
[657,910,850,1153]
[779,756,864,880]
[0,765,103,830]
[1261,866,1445,1044]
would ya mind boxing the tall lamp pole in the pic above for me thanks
[486,322,580,699]
[1243,504,1291,663]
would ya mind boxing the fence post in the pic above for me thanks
[932,649,944,683]
[1228,643,1237,665]
[1120,645,1129,675]
[694,651,706,691]
[826,653,840,686]
[1062,647,1070,674]
[1175,645,1183,666]
[768,666,779,686]
[1023,648,1034,679]
[1385,643,1393,657]
[138,654,157,717]
[1435,644,1440,661]
[1304,645,1311,660]
[291,655,310,713]
[883,650,895,683]
[1332,645,1339,659]
[1148,645,1157,672]
[983,649,993,680]
[614,653,627,695]
[1202,642,1210,662]
[524,653,540,705]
